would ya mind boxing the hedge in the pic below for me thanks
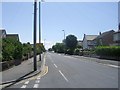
[95,46,120,57]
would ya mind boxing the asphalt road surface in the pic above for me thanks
[8,52,118,88]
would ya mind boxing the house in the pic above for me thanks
[6,34,19,41]
[93,30,115,46]
[113,30,120,46]
[78,40,83,46]
[0,28,7,38]
[82,34,98,49]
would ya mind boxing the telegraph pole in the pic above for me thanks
[33,0,37,71]
[39,1,41,61]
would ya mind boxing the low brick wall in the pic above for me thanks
[99,56,120,61]
[0,60,15,71]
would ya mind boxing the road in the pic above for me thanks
[8,52,118,88]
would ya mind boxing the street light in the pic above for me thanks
[62,30,66,54]
[62,30,65,40]
[39,0,44,61]
[44,39,46,46]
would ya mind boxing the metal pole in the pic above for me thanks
[44,39,46,47]
[39,1,41,61]
[62,30,65,40]
[62,30,65,54]
[64,30,65,40]
[33,0,37,71]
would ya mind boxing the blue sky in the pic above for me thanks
[1,1,118,49]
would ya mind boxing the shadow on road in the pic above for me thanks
[3,70,35,88]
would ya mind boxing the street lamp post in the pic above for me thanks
[44,39,46,46]
[62,30,65,54]
[33,0,37,71]
[62,30,65,40]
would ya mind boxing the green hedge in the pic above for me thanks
[95,46,120,57]
[2,38,23,61]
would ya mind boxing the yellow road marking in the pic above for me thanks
[14,53,48,85]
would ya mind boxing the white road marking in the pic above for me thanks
[105,64,119,68]
[24,81,29,84]
[54,64,58,68]
[37,77,41,80]
[35,80,40,83]
[21,85,27,88]
[33,84,39,88]
[64,56,73,59]
[59,70,68,82]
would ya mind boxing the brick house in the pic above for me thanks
[93,30,115,46]
[0,29,7,38]
[113,30,120,46]
[6,34,19,41]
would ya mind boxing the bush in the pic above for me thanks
[74,48,80,55]
[13,42,23,59]
[2,38,23,62]
[22,43,32,58]
[2,38,15,61]
[95,46,120,57]
[65,49,74,55]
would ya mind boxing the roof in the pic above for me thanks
[6,34,19,41]
[114,30,120,34]
[0,28,5,30]
[0,29,6,33]
[98,30,115,38]
[85,35,98,41]
[78,40,83,42]
[6,34,19,37]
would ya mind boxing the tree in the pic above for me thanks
[52,45,57,52]
[65,35,77,49]
[36,43,46,54]
[22,42,32,59]
[52,43,65,53]
[65,35,78,54]
[48,48,52,51]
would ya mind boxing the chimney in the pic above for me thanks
[99,32,102,35]
[84,34,86,36]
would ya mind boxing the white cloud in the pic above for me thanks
[42,41,55,50]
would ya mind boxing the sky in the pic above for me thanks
[1,1,119,49]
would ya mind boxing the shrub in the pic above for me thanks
[2,38,15,61]
[95,46,120,57]
[13,42,23,59]
[74,48,80,55]
[2,38,23,61]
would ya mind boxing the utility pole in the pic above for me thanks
[33,0,37,71]
[62,30,65,54]
[39,1,41,61]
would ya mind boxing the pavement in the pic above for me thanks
[0,53,45,87]
[7,52,119,88]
